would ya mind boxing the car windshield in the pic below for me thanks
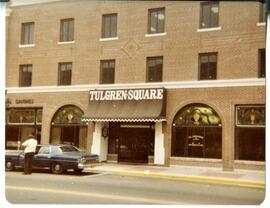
[60,145,80,153]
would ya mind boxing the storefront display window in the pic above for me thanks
[171,104,222,159]
[235,105,265,161]
[7,109,35,124]
[50,105,87,150]
[5,108,42,149]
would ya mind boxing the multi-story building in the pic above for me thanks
[5,0,266,171]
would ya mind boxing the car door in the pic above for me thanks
[33,146,51,168]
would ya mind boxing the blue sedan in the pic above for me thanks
[5,144,100,174]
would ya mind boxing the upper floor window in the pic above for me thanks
[102,14,117,38]
[148,8,165,34]
[58,63,72,85]
[100,60,115,84]
[259,2,266,23]
[146,56,163,82]
[258,48,265,78]
[19,64,32,87]
[199,53,217,80]
[60,18,74,42]
[200,2,219,29]
[21,22,34,45]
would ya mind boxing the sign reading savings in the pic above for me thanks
[89,88,164,101]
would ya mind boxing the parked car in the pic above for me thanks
[5,144,100,174]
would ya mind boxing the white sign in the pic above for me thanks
[89,88,164,101]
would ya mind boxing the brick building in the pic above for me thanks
[5,0,266,170]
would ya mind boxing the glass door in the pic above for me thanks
[118,127,151,163]
[118,135,134,162]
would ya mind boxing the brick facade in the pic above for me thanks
[5,0,266,170]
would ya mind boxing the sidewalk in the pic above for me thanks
[87,163,266,188]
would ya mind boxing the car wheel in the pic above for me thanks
[74,168,83,174]
[51,163,63,174]
[5,161,14,171]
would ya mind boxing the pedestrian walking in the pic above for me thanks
[21,133,38,175]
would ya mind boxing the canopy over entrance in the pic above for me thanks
[82,88,166,122]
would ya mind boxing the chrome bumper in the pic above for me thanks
[78,163,102,169]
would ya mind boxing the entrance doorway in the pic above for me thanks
[50,105,88,150]
[109,122,155,163]
[51,126,83,146]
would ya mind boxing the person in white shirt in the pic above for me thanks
[21,134,38,175]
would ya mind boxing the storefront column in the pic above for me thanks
[222,120,234,171]
[86,122,94,152]
[91,122,108,162]
[154,122,165,165]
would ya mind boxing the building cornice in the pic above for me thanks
[5,78,265,94]
[9,0,64,7]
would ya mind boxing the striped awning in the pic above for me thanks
[81,118,166,122]
[82,96,166,123]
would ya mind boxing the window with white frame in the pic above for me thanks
[148,8,165,34]
[21,22,34,45]
[200,2,219,29]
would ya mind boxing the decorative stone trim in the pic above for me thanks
[99,37,119,41]
[197,26,222,32]
[6,78,265,94]
[57,41,75,45]
[19,44,35,48]
[145,32,167,37]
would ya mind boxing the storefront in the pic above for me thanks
[82,88,166,164]
[171,103,222,159]
[4,86,265,170]
[50,105,88,151]
[6,107,42,149]
[235,105,265,162]
[108,122,155,163]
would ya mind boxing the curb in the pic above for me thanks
[111,170,265,188]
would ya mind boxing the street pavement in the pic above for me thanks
[5,170,265,205]
[88,163,265,188]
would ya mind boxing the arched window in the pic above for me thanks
[51,105,84,125]
[172,103,222,159]
[50,105,87,150]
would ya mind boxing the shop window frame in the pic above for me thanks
[50,105,87,150]
[235,105,265,128]
[6,108,43,125]
[171,103,222,159]
[234,105,265,162]
[5,108,43,149]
